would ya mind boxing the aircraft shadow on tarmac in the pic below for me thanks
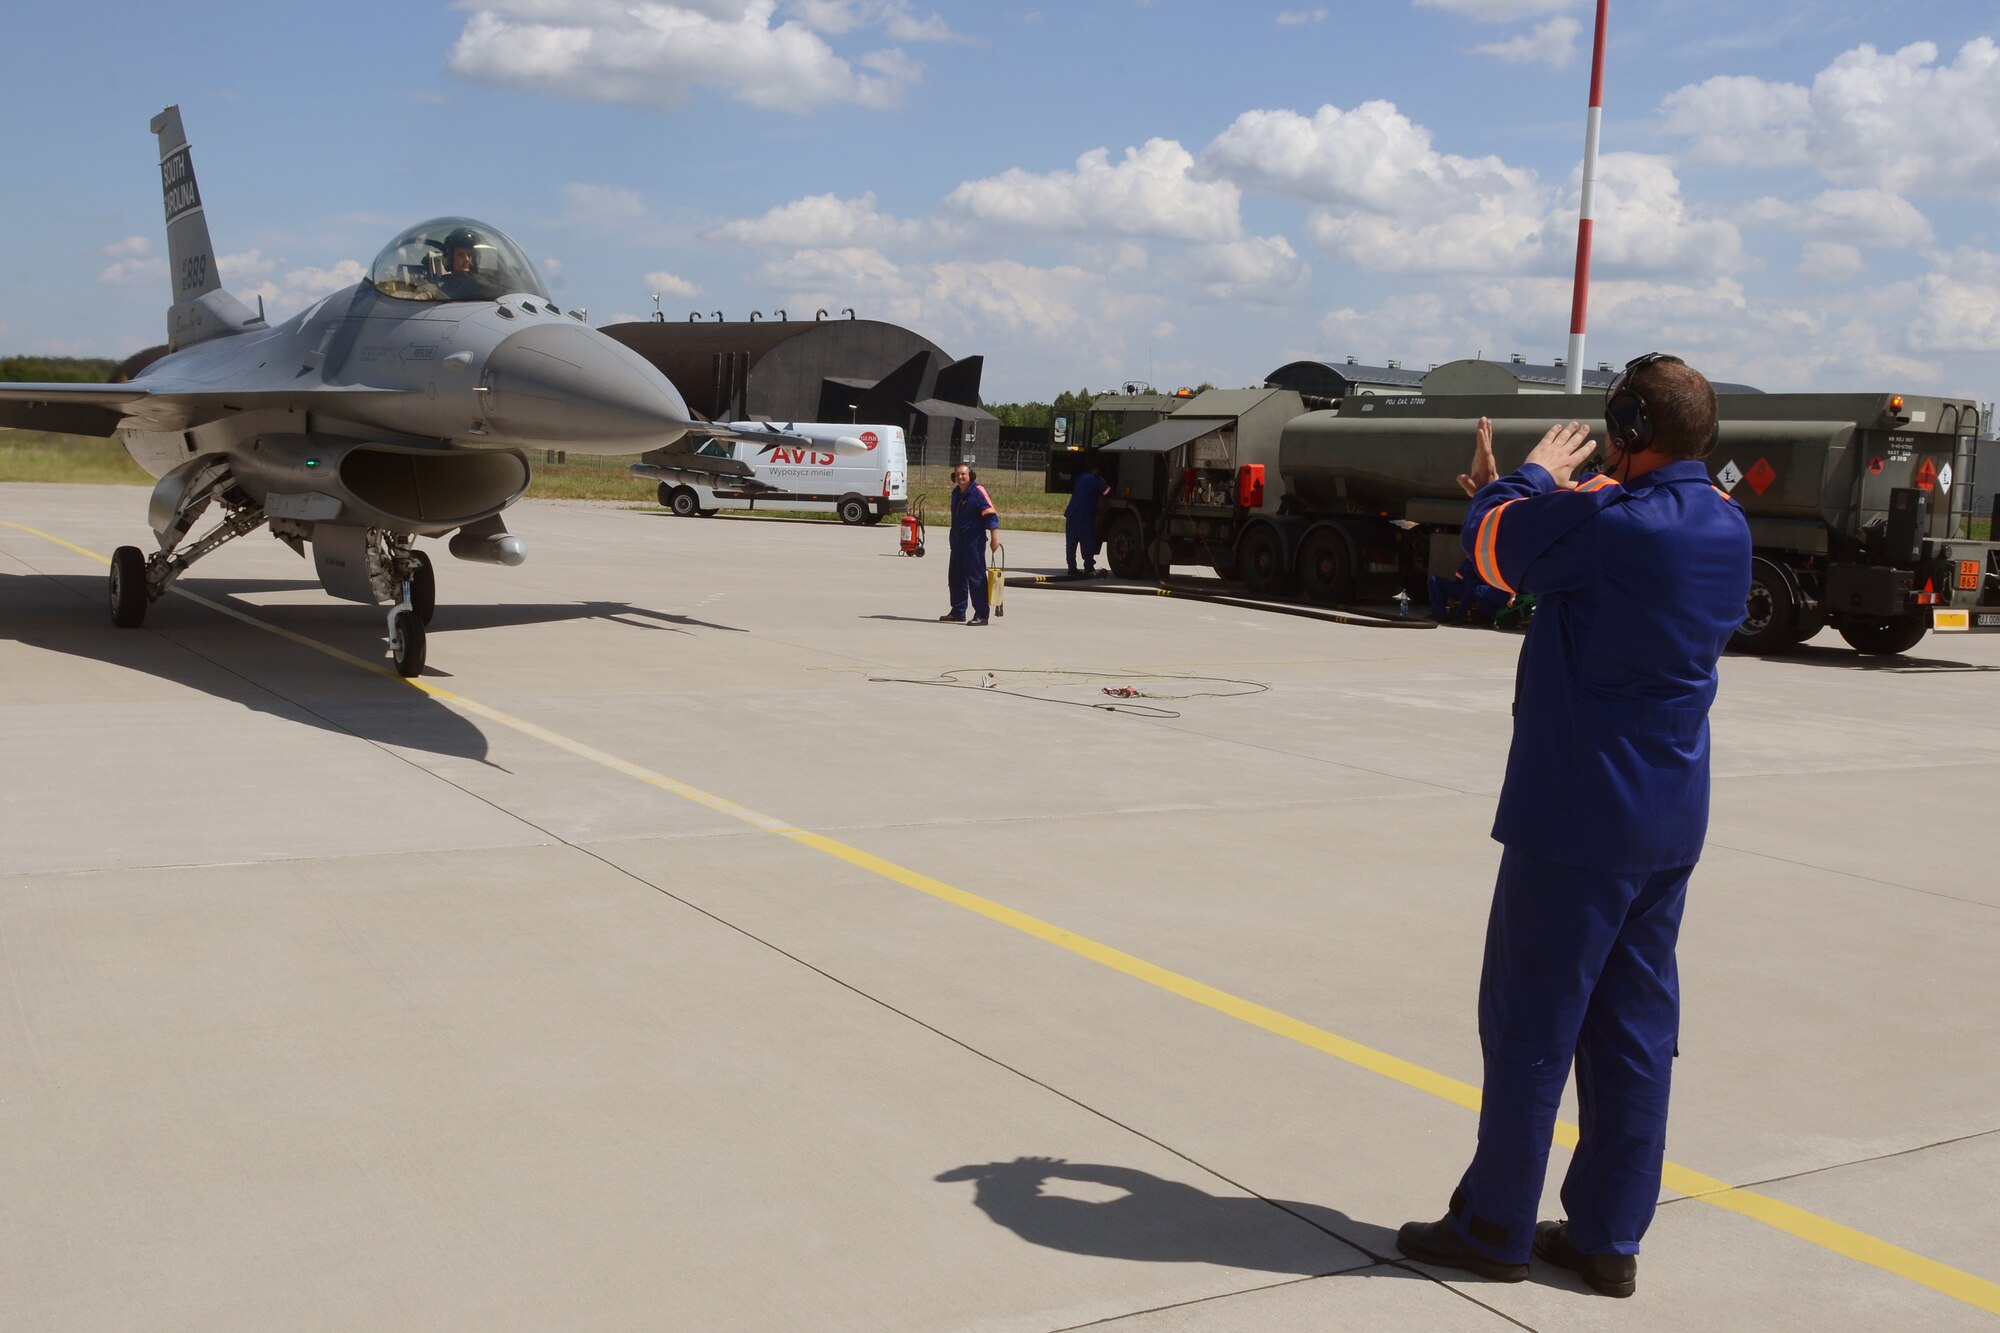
[2,571,746,765]
[935,1158,1409,1278]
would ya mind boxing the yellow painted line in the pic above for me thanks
[7,517,1998,1318]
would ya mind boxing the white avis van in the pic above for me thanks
[655,423,908,525]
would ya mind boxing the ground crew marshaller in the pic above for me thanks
[1397,355,1751,1299]
[1065,463,1111,577]
[941,462,1000,625]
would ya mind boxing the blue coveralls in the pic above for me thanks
[1066,471,1111,575]
[1447,460,1750,1264]
[947,480,1000,620]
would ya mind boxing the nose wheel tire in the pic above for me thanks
[110,545,149,628]
[409,549,436,626]
[389,609,427,678]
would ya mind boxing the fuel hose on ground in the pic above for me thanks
[1001,573,1438,629]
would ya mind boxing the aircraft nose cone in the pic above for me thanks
[481,322,694,450]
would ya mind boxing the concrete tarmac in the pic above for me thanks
[3,482,1997,1331]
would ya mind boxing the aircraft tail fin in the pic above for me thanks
[151,105,261,349]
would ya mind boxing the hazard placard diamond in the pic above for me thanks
[1745,458,1777,496]
[1717,459,1743,492]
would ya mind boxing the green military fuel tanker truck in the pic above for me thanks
[1048,386,1999,655]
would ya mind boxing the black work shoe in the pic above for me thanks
[1534,1221,1637,1298]
[967,618,989,626]
[1395,1217,1528,1282]
[938,612,966,622]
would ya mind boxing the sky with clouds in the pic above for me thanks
[5,0,2000,408]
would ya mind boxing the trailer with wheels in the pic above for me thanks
[1052,385,1999,655]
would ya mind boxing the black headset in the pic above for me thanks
[1603,351,1719,458]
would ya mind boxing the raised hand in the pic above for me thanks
[1523,420,1599,490]
[1459,416,1497,497]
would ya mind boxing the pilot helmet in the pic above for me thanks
[443,225,482,272]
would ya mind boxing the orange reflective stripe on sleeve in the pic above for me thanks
[1712,485,1737,502]
[1473,497,1525,594]
[1575,474,1619,493]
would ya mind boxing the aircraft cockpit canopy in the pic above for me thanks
[367,217,549,303]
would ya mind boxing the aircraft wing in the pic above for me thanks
[0,382,422,437]
[0,383,151,437]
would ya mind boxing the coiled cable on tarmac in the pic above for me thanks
[866,668,1270,719]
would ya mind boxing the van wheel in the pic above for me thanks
[837,496,868,525]
[669,487,701,517]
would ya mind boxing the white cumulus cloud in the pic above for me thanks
[1188,235,1307,304]
[1201,101,1538,217]
[1276,8,1327,25]
[1472,15,1578,66]
[96,256,167,287]
[645,269,703,298]
[1797,242,1864,282]
[710,191,937,247]
[1908,247,2000,352]
[217,250,280,283]
[101,236,153,259]
[1749,189,1934,250]
[447,0,918,113]
[945,139,1243,243]
[786,0,960,42]
[1661,39,2000,196]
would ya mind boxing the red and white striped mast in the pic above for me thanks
[1565,0,1610,395]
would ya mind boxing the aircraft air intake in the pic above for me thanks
[234,435,531,535]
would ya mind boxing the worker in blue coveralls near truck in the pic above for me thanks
[1065,462,1111,577]
[940,461,1001,625]
[1396,354,1751,1300]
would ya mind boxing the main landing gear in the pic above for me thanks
[107,499,268,631]
[109,472,441,677]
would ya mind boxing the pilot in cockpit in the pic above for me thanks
[436,226,485,299]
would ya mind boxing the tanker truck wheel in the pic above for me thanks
[1838,616,1929,657]
[1104,514,1150,580]
[1238,525,1294,599]
[1295,528,1352,605]
[1730,557,1797,655]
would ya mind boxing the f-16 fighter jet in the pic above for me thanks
[0,107,857,676]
